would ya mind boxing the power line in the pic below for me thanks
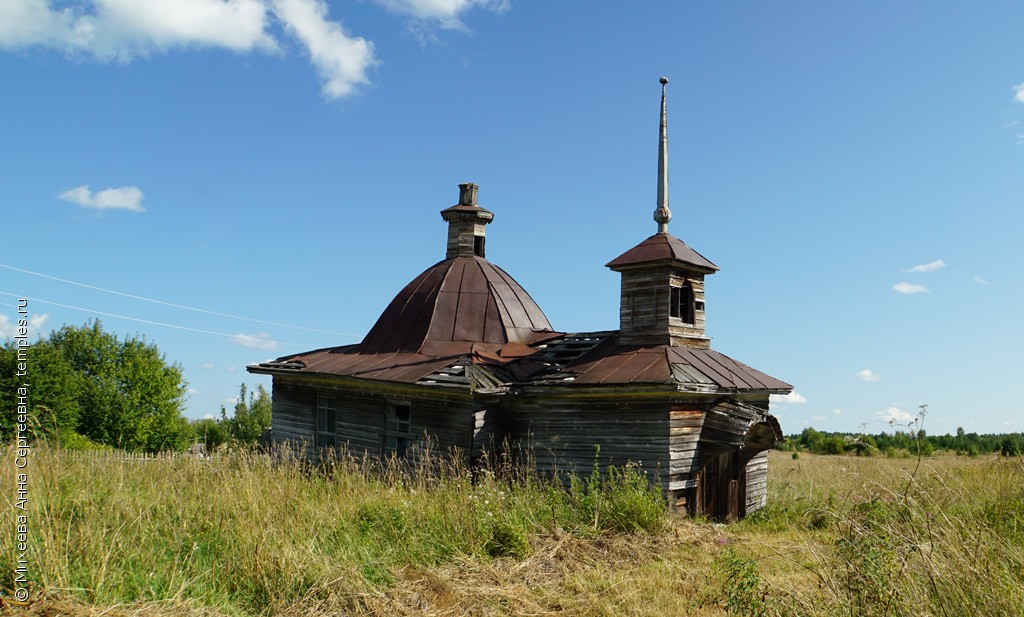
[0,291,314,349]
[0,262,359,338]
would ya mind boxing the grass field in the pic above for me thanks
[2,446,1022,616]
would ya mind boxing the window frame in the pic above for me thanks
[315,393,337,451]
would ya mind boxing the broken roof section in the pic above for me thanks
[251,330,791,395]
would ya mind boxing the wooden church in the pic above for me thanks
[248,78,792,519]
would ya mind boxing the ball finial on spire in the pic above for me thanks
[659,76,668,85]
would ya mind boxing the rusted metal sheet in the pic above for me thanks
[606,232,719,272]
[543,337,790,391]
[362,255,555,354]
[667,347,791,391]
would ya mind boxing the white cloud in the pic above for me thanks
[811,415,825,421]
[58,184,144,212]
[199,362,215,369]
[0,0,77,50]
[0,0,276,59]
[770,391,807,405]
[832,408,843,416]
[229,332,280,350]
[272,0,375,99]
[1014,82,1024,103]
[373,0,506,26]
[855,369,880,382]
[1,0,375,100]
[876,406,915,425]
[973,275,988,285]
[186,387,198,395]
[893,282,928,294]
[227,365,238,372]
[906,259,945,273]
[0,313,49,339]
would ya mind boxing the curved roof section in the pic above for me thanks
[606,232,719,272]
[359,256,555,354]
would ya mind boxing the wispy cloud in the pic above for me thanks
[973,275,988,285]
[832,408,843,416]
[1014,82,1024,103]
[770,391,807,405]
[199,362,215,369]
[875,406,915,425]
[0,313,48,339]
[58,185,144,212]
[272,0,375,99]
[373,0,507,30]
[855,369,880,382]
[2,0,502,100]
[906,259,945,273]
[0,0,277,59]
[1,0,377,100]
[228,332,280,350]
[811,415,825,421]
[893,282,928,294]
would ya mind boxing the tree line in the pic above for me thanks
[781,426,1024,457]
[0,320,270,452]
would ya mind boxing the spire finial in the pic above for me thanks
[654,76,672,234]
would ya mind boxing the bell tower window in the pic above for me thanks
[670,282,695,324]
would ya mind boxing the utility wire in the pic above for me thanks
[0,262,358,338]
[0,291,313,349]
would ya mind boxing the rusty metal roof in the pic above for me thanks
[249,253,559,386]
[360,256,556,354]
[253,328,790,394]
[605,232,719,272]
[531,335,791,392]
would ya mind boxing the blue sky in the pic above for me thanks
[1,1,1022,435]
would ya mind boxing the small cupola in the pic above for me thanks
[440,182,493,259]
[606,77,719,349]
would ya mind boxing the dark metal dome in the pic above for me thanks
[359,255,554,354]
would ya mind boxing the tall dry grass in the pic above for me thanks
[1,446,1022,616]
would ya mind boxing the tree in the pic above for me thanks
[45,320,192,452]
[0,339,81,440]
[192,417,230,451]
[221,383,272,447]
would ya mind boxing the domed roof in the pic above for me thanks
[359,255,554,354]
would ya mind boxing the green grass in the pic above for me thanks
[1,447,1022,616]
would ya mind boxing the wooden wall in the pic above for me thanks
[271,376,475,461]
[743,450,769,514]
[506,395,671,486]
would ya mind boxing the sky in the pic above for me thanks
[1,0,1022,435]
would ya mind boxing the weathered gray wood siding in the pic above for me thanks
[271,380,316,456]
[271,376,475,460]
[507,397,671,486]
[668,407,705,490]
[743,450,769,514]
[618,266,709,348]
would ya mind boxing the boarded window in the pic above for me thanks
[316,394,337,450]
[384,403,412,457]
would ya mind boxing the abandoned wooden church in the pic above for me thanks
[248,78,792,519]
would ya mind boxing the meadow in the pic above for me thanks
[2,445,1022,616]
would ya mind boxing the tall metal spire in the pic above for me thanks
[653,76,672,234]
